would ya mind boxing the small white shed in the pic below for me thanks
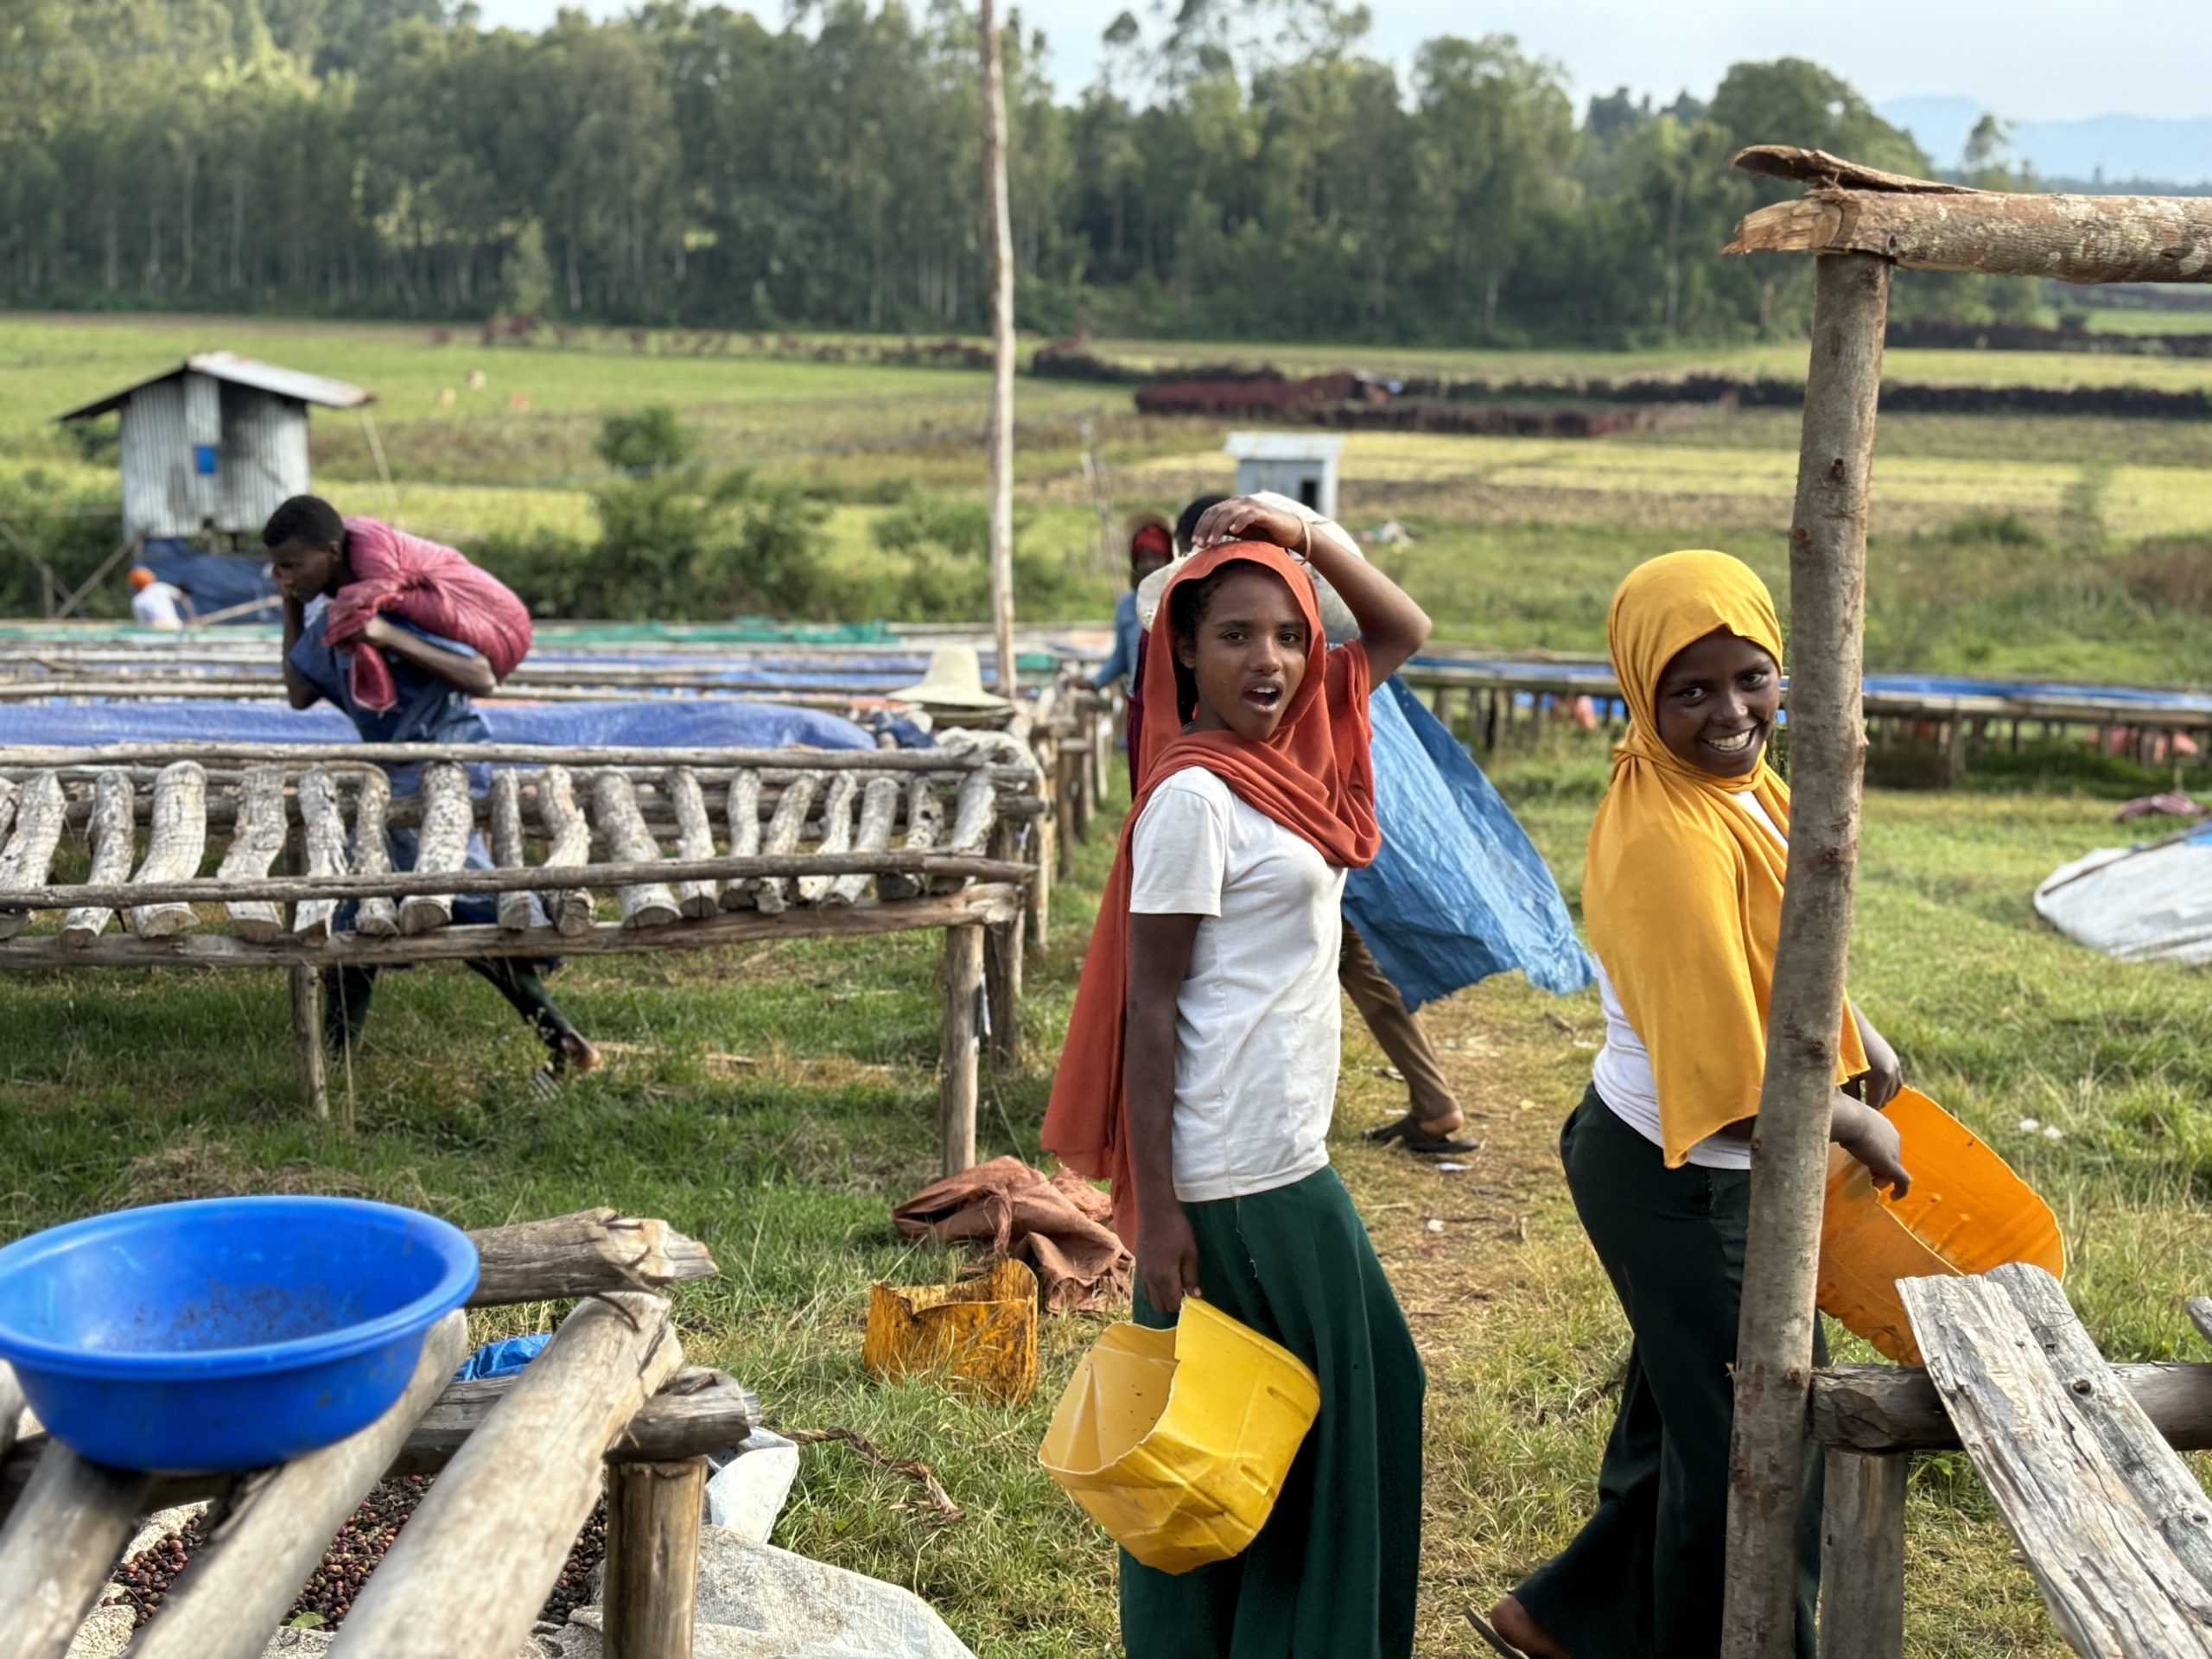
[1224,431,1342,519]
[55,353,374,545]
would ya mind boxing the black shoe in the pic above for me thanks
[1363,1111,1480,1155]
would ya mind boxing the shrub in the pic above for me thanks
[869,494,1073,622]
[594,405,695,474]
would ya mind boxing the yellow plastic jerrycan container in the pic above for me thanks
[1038,1294,1320,1573]
[864,1257,1039,1405]
[1818,1086,2065,1364]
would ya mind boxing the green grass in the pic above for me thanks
[3,760,2209,1656]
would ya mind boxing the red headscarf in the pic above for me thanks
[1042,541,1379,1253]
[1130,522,1173,565]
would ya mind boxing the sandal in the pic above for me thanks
[1363,1111,1480,1155]
[1465,1610,1529,1658]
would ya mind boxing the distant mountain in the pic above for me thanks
[1878,95,2212,188]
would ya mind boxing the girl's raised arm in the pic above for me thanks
[1192,494,1431,680]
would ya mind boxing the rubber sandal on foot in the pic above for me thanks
[1363,1112,1481,1155]
[1465,1610,1529,1658]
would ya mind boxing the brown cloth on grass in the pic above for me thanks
[893,1156,1132,1313]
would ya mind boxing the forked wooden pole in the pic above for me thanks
[1719,250,1889,1659]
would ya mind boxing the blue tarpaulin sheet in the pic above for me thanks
[1344,678,1591,1010]
[0,698,880,751]
[141,542,283,624]
[452,1334,550,1381]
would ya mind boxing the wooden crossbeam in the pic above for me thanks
[0,883,1024,969]
[1724,145,2212,285]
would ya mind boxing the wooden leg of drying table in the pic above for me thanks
[1817,1447,1907,1659]
[986,910,1024,1071]
[289,965,328,1120]
[602,1457,708,1659]
[939,923,984,1176]
[1027,818,1052,947]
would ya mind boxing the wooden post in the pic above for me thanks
[591,770,681,929]
[128,760,207,938]
[536,764,597,936]
[602,1457,709,1659]
[398,762,472,935]
[984,820,1023,1069]
[0,771,65,941]
[1817,1449,1907,1659]
[979,0,1017,699]
[1720,251,1889,1659]
[490,769,537,931]
[939,923,984,1175]
[352,768,403,938]
[287,825,329,1121]
[663,767,721,918]
[1027,812,1052,945]
[60,771,133,948]
[219,764,290,942]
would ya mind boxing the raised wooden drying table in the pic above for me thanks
[0,1208,752,1659]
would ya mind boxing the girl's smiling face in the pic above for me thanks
[1654,628,1780,779]
[1175,564,1309,741]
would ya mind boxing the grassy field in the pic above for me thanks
[5,308,2212,1651]
[1,760,2205,1656]
[9,313,2212,680]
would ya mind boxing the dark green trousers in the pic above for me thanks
[1120,1166,1424,1659]
[1515,1088,1824,1659]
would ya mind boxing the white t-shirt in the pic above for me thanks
[1129,766,1349,1203]
[1592,789,1785,1170]
[131,582,187,629]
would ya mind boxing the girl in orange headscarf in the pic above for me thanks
[1485,551,1910,1659]
[1046,494,1432,1658]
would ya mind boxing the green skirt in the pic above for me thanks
[1119,1166,1424,1659]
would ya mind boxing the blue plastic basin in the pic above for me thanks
[0,1197,479,1473]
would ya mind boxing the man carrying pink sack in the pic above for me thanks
[264,495,598,1087]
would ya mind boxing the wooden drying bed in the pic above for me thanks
[0,745,1042,1172]
[1806,1264,2212,1659]
[0,1207,750,1659]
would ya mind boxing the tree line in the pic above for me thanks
[0,0,2037,346]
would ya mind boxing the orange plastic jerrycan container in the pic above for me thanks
[1038,1294,1320,1573]
[1817,1086,2065,1364]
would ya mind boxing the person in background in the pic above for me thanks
[1133,492,1476,1154]
[1484,550,1910,1659]
[1092,513,1175,702]
[129,566,192,629]
[264,495,599,1084]
[1046,493,1431,1658]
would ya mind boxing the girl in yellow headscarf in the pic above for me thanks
[1484,550,1910,1659]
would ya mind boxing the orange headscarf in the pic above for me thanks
[1583,550,1867,1164]
[1042,541,1379,1251]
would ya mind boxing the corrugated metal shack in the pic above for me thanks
[1224,430,1342,518]
[54,353,373,546]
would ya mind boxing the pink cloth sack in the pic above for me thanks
[326,518,532,712]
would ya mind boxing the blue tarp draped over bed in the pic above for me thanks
[0,697,880,751]
[1344,677,1592,1009]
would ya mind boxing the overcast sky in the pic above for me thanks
[470,0,2211,122]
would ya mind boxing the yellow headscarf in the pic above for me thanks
[1584,550,1867,1165]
